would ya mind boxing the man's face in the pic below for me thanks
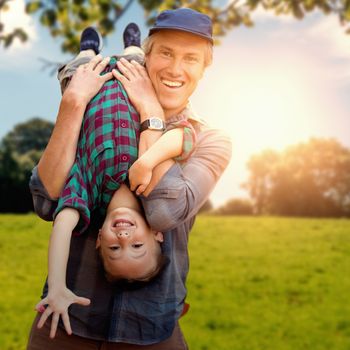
[96,207,163,280]
[145,30,207,117]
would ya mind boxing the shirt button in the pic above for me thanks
[121,122,127,128]
[121,155,128,161]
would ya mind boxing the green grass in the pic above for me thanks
[0,215,349,349]
[181,216,350,350]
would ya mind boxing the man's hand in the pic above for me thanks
[112,58,163,120]
[128,158,153,196]
[63,54,113,106]
[35,286,90,339]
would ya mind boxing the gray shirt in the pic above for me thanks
[29,123,232,344]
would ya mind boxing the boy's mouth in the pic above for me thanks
[112,219,134,228]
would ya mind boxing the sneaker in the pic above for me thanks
[123,23,141,49]
[80,27,103,54]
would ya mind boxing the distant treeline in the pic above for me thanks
[214,138,350,217]
[0,118,54,212]
[1,118,349,217]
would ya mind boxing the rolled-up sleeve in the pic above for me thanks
[29,166,58,221]
[141,128,232,232]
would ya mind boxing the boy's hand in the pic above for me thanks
[35,286,90,339]
[63,54,113,106]
[112,58,163,118]
[129,158,153,196]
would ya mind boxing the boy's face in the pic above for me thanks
[96,207,163,281]
[145,30,207,117]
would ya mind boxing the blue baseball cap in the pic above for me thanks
[148,8,213,44]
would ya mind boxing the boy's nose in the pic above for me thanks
[117,231,129,238]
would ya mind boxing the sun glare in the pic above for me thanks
[193,54,323,155]
[233,70,313,151]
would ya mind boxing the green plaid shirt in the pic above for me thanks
[54,58,196,233]
[54,58,139,232]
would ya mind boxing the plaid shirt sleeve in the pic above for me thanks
[165,117,197,162]
[54,162,91,234]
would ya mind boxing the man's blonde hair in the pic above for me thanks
[142,31,213,68]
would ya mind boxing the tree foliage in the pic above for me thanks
[0,118,54,212]
[214,198,254,215]
[1,0,350,52]
[244,138,350,217]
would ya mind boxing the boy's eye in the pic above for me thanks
[110,246,120,251]
[132,243,144,249]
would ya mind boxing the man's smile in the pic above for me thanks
[160,78,184,88]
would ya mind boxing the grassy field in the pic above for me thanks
[0,215,349,350]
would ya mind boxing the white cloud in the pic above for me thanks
[305,15,350,59]
[1,0,37,50]
[251,5,295,23]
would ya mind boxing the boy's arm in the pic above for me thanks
[128,128,185,194]
[35,208,90,338]
[141,128,232,232]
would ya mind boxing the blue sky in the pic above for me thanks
[1,0,350,206]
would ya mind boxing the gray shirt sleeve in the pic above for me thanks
[29,166,58,221]
[141,127,232,232]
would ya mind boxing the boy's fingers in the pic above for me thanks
[136,184,146,196]
[75,296,91,306]
[50,313,59,339]
[35,298,47,312]
[142,183,153,197]
[62,312,72,335]
[37,306,52,329]
[129,181,136,192]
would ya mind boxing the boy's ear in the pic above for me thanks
[96,229,102,249]
[154,231,164,243]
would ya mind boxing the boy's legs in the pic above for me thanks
[58,24,145,95]
[58,49,96,94]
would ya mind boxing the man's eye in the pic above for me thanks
[186,56,198,63]
[161,51,171,57]
[132,243,144,249]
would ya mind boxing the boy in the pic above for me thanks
[35,24,196,336]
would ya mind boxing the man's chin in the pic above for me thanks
[160,100,187,116]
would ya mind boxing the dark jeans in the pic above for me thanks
[27,313,188,350]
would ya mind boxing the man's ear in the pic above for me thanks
[154,231,164,243]
[96,229,102,249]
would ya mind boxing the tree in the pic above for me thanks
[198,199,213,213]
[243,149,280,214]
[214,198,254,215]
[0,118,54,212]
[1,0,350,52]
[244,138,350,217]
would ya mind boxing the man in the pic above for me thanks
[27,8,231,349]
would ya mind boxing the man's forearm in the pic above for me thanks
[38,94,86,199]
[141,128,232,231]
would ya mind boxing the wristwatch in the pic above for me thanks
[140,117,166,132]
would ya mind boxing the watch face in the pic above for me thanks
[150,118,163,129]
